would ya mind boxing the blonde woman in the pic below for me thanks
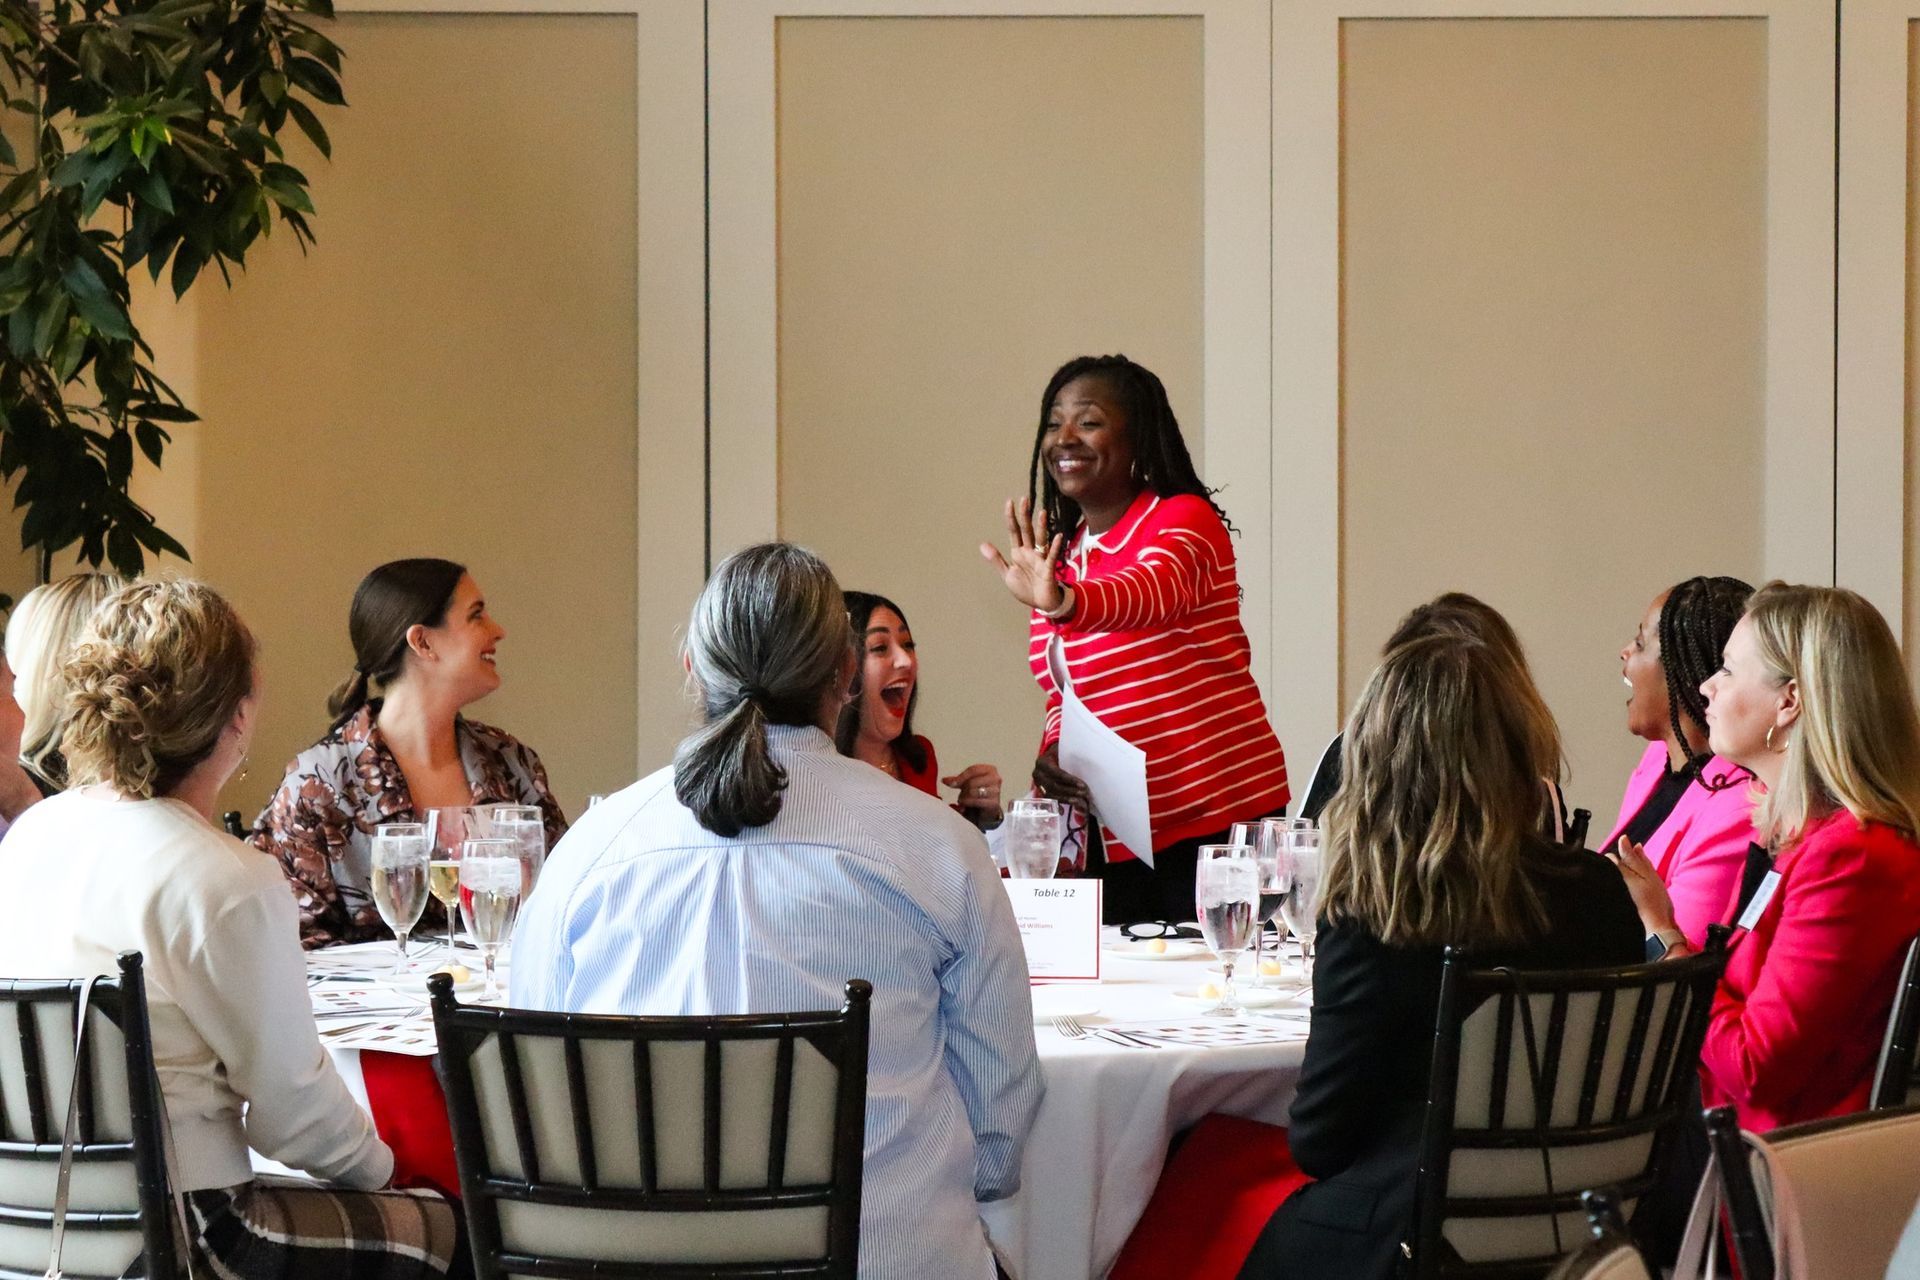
[5,571,123,795]
[1233,631,1640,1280]
[0,581,461,1280]
[1621,582,1920,1130]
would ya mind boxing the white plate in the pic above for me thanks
[1170,985,1289,1008]
[1030,987,1101,1022]
[1101,940,1208,961]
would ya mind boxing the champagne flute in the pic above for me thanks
[1195,844,1259,1016]
[1280,827,1324,980]
[370,823,430,977]
[1006,798,1063,880]
[1251,819,1292,988]
[459,838,521,1002]
[488,804,546,898]
[426,806,481,951]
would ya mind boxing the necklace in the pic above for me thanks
[877,753,900,777]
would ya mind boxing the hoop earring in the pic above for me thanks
[1766,724,1788,753]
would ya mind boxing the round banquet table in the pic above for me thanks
[285,930,1309,1280]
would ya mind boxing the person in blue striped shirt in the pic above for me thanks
[513,542,1043,1279]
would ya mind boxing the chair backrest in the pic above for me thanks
[1543,1191,1652,1280]
[1410,941,1728,1279]
[1297,732,1342,823]
[1705,1103,1920,1280]
[430,975,873,1280]
[1871,936,1920,1109]
[0,952,176,1280]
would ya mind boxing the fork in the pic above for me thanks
[1055,1014,1160,1049]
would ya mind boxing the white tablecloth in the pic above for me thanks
[983,930,1306,1279]
[293,933,1307,1280]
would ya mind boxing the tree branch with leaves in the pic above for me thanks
[0,0,341,582]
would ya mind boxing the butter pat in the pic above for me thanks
[1198,982,1222,1000]
[431,963,471,984]
[1146,938,1168,954]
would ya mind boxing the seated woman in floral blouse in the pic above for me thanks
[251,558,567,948]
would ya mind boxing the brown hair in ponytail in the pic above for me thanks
[673,543,851,836]
[327,558,467,725]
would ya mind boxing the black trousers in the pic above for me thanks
[1094,810,1284,924]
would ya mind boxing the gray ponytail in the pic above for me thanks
[673,543,850,836]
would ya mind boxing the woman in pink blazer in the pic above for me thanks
[1604,576,1756,953]
[1635,583,1920,1130]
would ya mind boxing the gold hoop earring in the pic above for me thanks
[1766,724,1787,753]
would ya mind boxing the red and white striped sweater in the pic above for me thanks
[1029,489,1289,862]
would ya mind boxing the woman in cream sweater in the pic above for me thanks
[0,580,459,1280]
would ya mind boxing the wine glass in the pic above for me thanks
[1251,819,1292,988]
[1280,827,1323,980]
[1005,798,1063,880]
[369,823,430,976]
[487,804,547,898]
[1195,844,1259,1016]
[459,838,521,1002]
[425,806,483,952]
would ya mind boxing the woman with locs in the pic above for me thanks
[981,354,1289,922]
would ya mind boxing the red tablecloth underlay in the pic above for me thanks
[360,1050,461,1198]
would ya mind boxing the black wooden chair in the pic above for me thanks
[1703,1102,1920,1280]
[1405,939,1728,1279]
[0,951,178,1280]
[429,974,872,1280]
[1871,936,1920,1109]
[1542,1191,1651,1280]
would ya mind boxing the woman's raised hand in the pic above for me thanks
[980,497,1066,613]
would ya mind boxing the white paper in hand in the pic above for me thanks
[1051,636,1155,868]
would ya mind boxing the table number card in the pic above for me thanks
[1004,880,1102,982]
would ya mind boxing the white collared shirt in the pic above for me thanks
[512,726,1043,1280]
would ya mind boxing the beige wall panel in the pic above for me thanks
[1342,17,1766,825]
[776,15,1204,794]
[180,13,639,818]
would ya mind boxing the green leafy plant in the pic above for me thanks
[0,0,341,581]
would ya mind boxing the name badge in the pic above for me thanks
[1003,880,1102,982]
[1736,869,1783,932]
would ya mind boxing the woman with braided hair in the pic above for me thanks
[981,354,1288,922]
[1602,574,1756,956]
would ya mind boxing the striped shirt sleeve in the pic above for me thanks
[1063,503,1222,634]
[936,851,1045,1200]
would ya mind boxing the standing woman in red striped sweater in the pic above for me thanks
[981,354,1290,922]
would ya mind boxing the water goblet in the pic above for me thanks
[1195,844,1259,1016]
[1280,827,1323,980]
[459,838,522,1002]
[369,822,430,977]
[487,804,546,898]
[1006,798,1063,880]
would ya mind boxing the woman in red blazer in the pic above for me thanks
[1633,582,1920,1131]
[1605,575,1757,953]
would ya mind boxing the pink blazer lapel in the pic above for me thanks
[1604,741,1671,851]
